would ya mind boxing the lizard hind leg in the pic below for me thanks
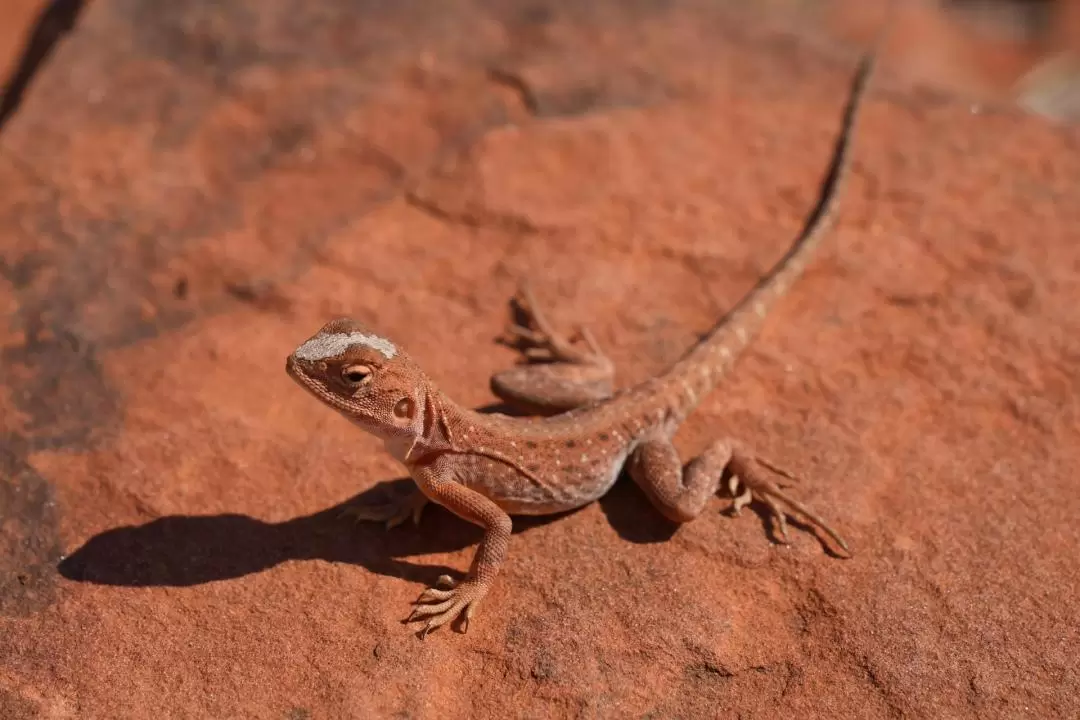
[629,437,851,556]
[627,438,729,523]
[491,283,615,414]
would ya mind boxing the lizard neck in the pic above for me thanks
[404,389,557,484]
[396,383,454,466]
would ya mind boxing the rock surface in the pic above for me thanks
[2,0,1079,717]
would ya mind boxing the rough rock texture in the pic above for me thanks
[2,0,1080,718]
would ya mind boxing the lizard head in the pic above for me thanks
[285,318,431,455]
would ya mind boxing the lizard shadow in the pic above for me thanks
[57,477,577,590]
[56,395,658,590]
[57,473,839,591]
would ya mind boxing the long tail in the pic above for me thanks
[662,51,877,413]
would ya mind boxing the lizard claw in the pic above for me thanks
[753,456,800,485]
[728,454,851,557]
[413,574,458,604]
[405,575,486,638]
[727,474,753,516]
[504,282,602,366]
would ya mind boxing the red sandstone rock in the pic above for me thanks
[2,1,1078,717]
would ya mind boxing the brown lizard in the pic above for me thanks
[285,52,875,637]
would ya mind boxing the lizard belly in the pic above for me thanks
[453,448,632,516]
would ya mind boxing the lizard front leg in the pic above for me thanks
[405,455,512,637]
[491,283,615,414]
[628,438,850,555]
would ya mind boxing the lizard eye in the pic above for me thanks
[341,364,373,385]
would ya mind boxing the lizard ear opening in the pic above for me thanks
[393,397,416,422]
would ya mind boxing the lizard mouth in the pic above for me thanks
[285,353,307,378]
[284,356,327,399]
[285,354,320,389]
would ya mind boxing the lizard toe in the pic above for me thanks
[728,453,851,556]
[406,579,486,637]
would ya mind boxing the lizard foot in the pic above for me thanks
[405,574,487,638]
[727,453,851,557]
[338,490,428,531]
[505,283,606,366]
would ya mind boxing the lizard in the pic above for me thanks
[285,51,875,637]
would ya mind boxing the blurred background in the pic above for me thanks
[5,0,1080,122]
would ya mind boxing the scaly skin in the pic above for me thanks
[285,53,875,637]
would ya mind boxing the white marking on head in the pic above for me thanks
[294,331,398,361]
